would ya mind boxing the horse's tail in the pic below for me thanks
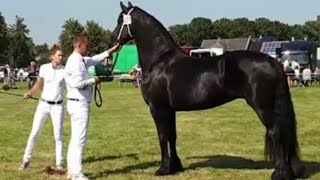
[265,69,304,177]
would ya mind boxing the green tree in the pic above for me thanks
[228,18,256,38]
[303,17,320,46]
[253,18,274,37]
[254,18,290,40]
[212,18,234,39]
[85,20,110,56]
[169,24,192,46]
[33,43,50,65]
[0,12,9,65]
[7,16,34,67]
[189,17,214,46]
[288,24,305,40]
[59,18,85,57]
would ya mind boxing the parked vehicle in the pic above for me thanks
[279,40,317,69]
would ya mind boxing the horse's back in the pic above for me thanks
[221,50,280,89]
[142,50,284,110]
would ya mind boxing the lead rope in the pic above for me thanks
[94,82,102,107]
[94,9,133,107]
[94,47,122,107]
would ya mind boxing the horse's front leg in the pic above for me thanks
[150,107,177,176]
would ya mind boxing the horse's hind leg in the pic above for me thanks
[246,99,294,180]
[267,122,294,180]
[150,108,182,175]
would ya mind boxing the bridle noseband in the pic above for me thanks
[117,8,134,40]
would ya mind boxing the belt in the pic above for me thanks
[41,98,63,105]
[68,98,80,101]
[68,98,89,103]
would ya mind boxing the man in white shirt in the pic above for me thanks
[64,34,119,180]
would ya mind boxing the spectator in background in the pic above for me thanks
[17,68,25,82]
[4,64,11,83]
[314,67,320,86]
[302,67,312,87]
[293,66,300,87]
[285,63,295,87]
[291,60,300,70]
[283,59,290,70]
[129,64,142,87]
[28,61,37,89]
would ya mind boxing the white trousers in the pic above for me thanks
[66,100,90,176]
[23,101,64,165]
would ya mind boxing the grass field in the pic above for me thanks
[1,81,320,180]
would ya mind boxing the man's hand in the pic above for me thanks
[23,92,32,99]
[107,43,121,54]
[94,76,101,84]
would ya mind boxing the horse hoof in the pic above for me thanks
[271,172,284,180]
[155,167,170,176]
[271,168,294,180]
[291,161,305,178]
[169,158,183,174]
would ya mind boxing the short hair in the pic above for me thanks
[73,34,89,45]
[49,43,61,55]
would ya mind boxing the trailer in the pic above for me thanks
[261,40,317,69]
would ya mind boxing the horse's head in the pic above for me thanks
[109,1,135,47]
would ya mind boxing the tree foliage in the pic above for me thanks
[33,43,50,65]
[169,16,320,47]
[7,16,34,67]
[59,18,85,57]
[0,12,9,65]
[85,20,110,56]
[59,19,111,57]
[0,10,320,68]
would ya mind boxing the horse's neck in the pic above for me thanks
[133,15,183,72]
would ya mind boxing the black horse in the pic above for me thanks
[110,2,305,180]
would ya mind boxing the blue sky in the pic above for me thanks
[1,0,319,45]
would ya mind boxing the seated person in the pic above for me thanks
[129,64,142,80]
[128,64,142,87]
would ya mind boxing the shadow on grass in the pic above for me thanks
[85,154,320,179]
[83,153,139,164]
[186,155,320,179]
[87,161,160,179]
[186,155,271,170]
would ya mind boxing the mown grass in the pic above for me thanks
[1,82,320,180]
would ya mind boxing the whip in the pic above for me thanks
[0,91,39,100]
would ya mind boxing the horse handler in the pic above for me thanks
[19,44,65,171]
[64,34,119,180]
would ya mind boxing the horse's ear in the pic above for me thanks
[128,2,133,8]
[120,1,128,12]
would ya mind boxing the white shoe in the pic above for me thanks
[72,174,89,180]
[67,173,72,179]
[56,165,64,171]
[18,161,30,170]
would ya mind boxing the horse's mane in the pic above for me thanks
[133,6,181,50]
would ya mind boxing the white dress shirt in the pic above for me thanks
[64,51,110,102]
[302,68,311,81]
[291,61,300,70]
[39,63,65,101]
[283,59,289,69]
